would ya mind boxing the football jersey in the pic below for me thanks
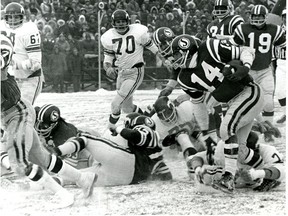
[119,125,171,183]
[176,39,250,103]
[151,100,201,145]
[101,24,156,69]
[41,120,94,169]
[233,23,286,70]
[213,141,283,168]
[0,20,42,79]
[1,34,21,111]
[207,15,244,39]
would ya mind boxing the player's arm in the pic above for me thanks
[230,24,245,46]
[101,35,118,79]
[16,28,42,74]
[158,67,181,98]
[115,126,159,149]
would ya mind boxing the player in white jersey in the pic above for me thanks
[274,9,286,124]
[2,2,43,105]
[101,9,163,130]
[150,96,217,177]
[190,131,285,192]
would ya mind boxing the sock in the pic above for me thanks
[0,152,11,170]
[58,137,87,156]
[109,113,120,124]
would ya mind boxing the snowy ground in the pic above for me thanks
[0,89,286,216]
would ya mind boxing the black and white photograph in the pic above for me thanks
[0,0,286,215]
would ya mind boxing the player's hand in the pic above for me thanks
[163,59,173,72]
[106,67,117,80]
[158,86,173,98]
[222,64,249,82]
[194,166,207,184]
[109,124,118,136]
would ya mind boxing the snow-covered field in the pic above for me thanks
[0,89,286,216]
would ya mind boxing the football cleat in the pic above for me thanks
[76,172,98,198]
[276,115,286,124]
[253,179,281,192]
[212,172,235,194]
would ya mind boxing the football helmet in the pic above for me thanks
[170,34,199,69]
[0,34,14,70]
[35,104,61,137]
[152,27,175,57]
[212,0,233,19]
[124,113,156,130]
[4,2,25,29]
[250,5,268,26]
[111,9,130,34]
[154,96,177,125]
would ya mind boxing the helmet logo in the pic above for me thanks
[178,37,190,49]
[164,29,173,37]
[50,110,59,122]
[145,117,155,128]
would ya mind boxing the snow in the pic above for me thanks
[0,89,286,216]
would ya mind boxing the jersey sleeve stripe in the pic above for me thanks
[206,39,221,63]
[143,39,153,48]
[103,49,115,56]
[26,46,41,52]
[229,16,244,34]
[234,25,245,43]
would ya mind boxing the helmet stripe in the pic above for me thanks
[38,104,54,121]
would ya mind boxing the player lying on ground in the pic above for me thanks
[145,95,217,178]
[190,131,285,192]
[46,113,172,187]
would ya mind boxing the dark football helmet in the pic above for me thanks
[35,104,61,137]
[152,27,175,57]
[4,2,25,29]
[154,96,177,125]
[170,34,199,69]
[250,5,268,26]
[111,9,130,34]
[212,0,233,19]
[124,113,156,130]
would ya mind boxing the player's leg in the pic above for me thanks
[275,62,286,124]
[51,134,136,186]
[213,83,264,193]
[109,68,144,127]
[16,76,43,105]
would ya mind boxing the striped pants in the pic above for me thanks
[1,99,51,175]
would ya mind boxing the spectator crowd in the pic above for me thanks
[1,0,277,92]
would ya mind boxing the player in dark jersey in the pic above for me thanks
[34,104,100,169]
[207,0,244,40]
[48,113,172,186]
[1,34,96,207]
[232,4,286,142]
[168,34,265,193]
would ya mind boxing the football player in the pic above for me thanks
[206,0,245,135]
[34,104,100,169]
[207,0,244,41]
[101,9,164,131]
[1,34,96,208]
[168,34,265,194]
[46,113,172,186]
[151,96,217,177]
[232,5,286,141]
[1,2,43,105]
[190,131,285,192]
[274,9,286,124]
